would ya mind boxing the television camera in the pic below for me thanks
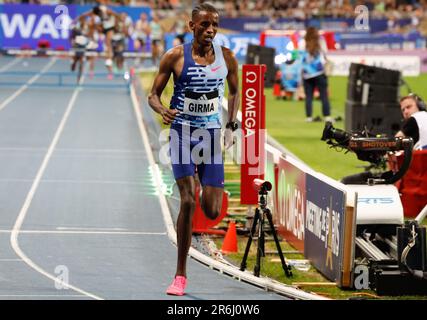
[321,122,427,295]
[321,121,413,185]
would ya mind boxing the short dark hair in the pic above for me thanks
[400,95,414,103]
[192,3,218,20]
[400,93,426,111]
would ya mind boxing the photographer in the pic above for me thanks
[395,94,427,150]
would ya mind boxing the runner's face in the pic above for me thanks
[190,11,219,46]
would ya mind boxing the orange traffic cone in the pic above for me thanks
[221,220,238,254]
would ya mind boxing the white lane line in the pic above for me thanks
[0,57,22,72]
[0,295,86,298]
[0,178,151,186]
[0,147,145,155]
[40,179,149,185]
[55,148,145,154]
[0,58,57,112]
[0,147,47,152]
[0,178,33,183]
[9,77,103,301]
[2,229,166,235]
[130,86,176,242]
[56,227,128,231]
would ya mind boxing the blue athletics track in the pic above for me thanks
[0,55,285,300]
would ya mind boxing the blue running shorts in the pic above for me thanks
[169,123,224,188]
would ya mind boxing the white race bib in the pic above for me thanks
[87,40,98,50]
[112,33,124,41]
[183,90,219,116]
[75,35,88,46]
[103,19,115,30]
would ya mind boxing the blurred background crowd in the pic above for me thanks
[1,0,425,34]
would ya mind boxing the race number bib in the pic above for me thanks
[103,18,115,30]
[112,33,124,41]
[183,90,219,116]
[75,35,88,46]
[87,40,98,50]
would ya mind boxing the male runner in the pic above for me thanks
[148,3,239,296]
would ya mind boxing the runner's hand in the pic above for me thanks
[224,128,235,150]
[161,108,179,125]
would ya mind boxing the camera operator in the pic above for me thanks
[395,94,427,150]
[338,95,426,185]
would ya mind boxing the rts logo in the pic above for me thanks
[358,197,394,205]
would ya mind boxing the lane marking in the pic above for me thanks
[2,229,166,235]
[0,147,144,154]
[130,86,176,241]
[56,227,128,231]
[0,295,86,298]
[0,57,22,72]
[0,147,47,152]
[0,58,57,112]
[55,148,145,154]
[9,76,103,301]
[0,178,151,185]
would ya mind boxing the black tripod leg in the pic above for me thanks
[265,208,292,277]
[254,210,264,277]
[240,208,259,272]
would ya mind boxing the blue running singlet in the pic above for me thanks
[170,42,228,129]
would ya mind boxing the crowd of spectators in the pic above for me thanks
[1,0,425,20]
[1,0,426,35]
[214,0,427,20]
[0,0,182,8]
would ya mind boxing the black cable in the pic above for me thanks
[400,223,427,280]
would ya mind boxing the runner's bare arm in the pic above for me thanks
[148,48,180,125]
[224,48,240,123]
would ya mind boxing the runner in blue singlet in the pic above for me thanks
[148,3,240,296]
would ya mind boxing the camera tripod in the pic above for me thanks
[240,188,292,278]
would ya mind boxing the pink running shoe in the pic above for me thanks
[107,73,113,80]
[166,276,187,296]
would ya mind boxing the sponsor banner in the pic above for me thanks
[219,17,409,33]
[0,4,150,50]
[338,34,426,51]
[164,32,260,61]
[304,174,346,282]
[347,185,403,225]
[328,54,420,76]
[275,156,306,252]
[240,64,266,205]
[265,146,281,214]
[0,4,77,49]
[220,17,305,33]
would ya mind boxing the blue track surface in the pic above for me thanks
[0,56,287,300]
